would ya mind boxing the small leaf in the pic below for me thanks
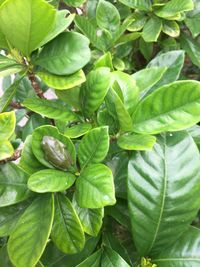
[0,163,32,207]
[162,20,180,37]
[94,52,113,70]
[0,55,23,77]
[0,111,15,140]
[117,133,156,151]
[0,140,14,161]
[37,70,86,90]
[76,250,102,267]
[142,17,162,42]
[35,32,91,75]
[8,194,54,267]
[64,123,92,138]
[75,163,116,208]
[78,126,109,169]
[51,194,85,254]
[118,0,152,11]
[102,246,130,267]
[28,169,76,193]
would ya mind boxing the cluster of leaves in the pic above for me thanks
[1,0,200,266]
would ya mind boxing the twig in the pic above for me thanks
[0,149,22,165]
[28,73,45,98]
[10,102,24,109]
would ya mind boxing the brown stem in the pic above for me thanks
[10,101,24,109]
[28,73,45,98]
[0,149,22,165]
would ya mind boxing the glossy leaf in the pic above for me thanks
[94,52,113,70]
[64,123,92,138]
[185,13,200,38]
[23,98,78,121]
[32,125,76,169]
[76,250,102,267]
[0,140,14,161]
[35,32,91,75]
[0,55,23,77]
[75,163,116,208]
[117,133,156,151]
[0,163,32,207]
[128,132,200,255]
[118,0,152,11]
[82,67,111,116]
[0,111,15,140]
[8,194,54,267]
[0,246,13,267]
[78,126,109,169]
[96,0,120,33]
[51,194,85,254]
[0,0,56,55]
[73,197,103,237]
[142,17,162,42]
[56,87,81,109]
[101,246,130,267]
[162,20,180,37]
[132,80,200,134]
[153,227,200,266]
[37,70,86,90]
[28,169,75,193]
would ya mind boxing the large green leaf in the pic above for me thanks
[0,163,32,207]
[0,111,15,140]
[75,163,116,208]
[35,32,91,75]
[96,0,120,33]
[128,132,200,255]
[82,67,111,116]
[0,0,56,56]
[51,194,85,254]
[73,197,103,237]
[101,246,130,267]
[0,246,13,267]
[78,126,109,169]
[142,17,162,42]
[118,0,152,11]
[153,227,200,266]
[0,140,14,161]
[76,250,102,266]
[23,98,78,121]
[28,169,76,193]
[8,194,54,267]
[132,80,200,134]
[37,70,86,90]
[32,125,76,169]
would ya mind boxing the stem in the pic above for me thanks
[28,73,45,98]
[0,149,22,165]
[10,102,24,109]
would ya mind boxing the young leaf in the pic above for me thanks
[101,246,130,267]
[0,0,56,56]
[0,163,32,207]
[82,67,111,116]
[51,194,85,254]
[132,80,200,134]
[162,20,180,37]
[8,194,54,267]
[0,55,23,77]
[28,169,76,193]
[128,132,200,255]
[78,126,109,169]
[142,17,162,42]
[64,123,92,139]
[0,111,15,140]
[0,140,14,161]
[37,70,86,90]
[35,32,91,75]
[96,0,120,33]
[23,98,78,121]
[76,250,102,267]
[75,163,116,208]
[117,133,156,151]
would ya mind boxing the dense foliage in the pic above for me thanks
[0,0,200,266]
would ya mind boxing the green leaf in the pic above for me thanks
[75,163,116,208]
[117,133,156,151]
[76,250,102,267]
[0,140,14,160]
[0,111,15,140]
[132,80,200,134]
[35,32,91,75]
[105,88,133,132]
[64,123,92,138]
[147,50,185,91]
[19,135,44,175]
[185,13,200,38]
[0,246,13,267]
[101,246,130,267]
[0,30,8,49]
[39,11,75,47]
[37,70,86,90]
[0,200,30,237]
[23,98,78,121]
[180,33,200,68]
[132,67,167,93]
[115,32,141,46]
[127,13,147,32]
[51,194,85,254]
[0,0,56,56]
[78,126,109,169]
[81,67,111,116]
[96,0,120,33]
[0,55,23,77]
[0,163,32,207]
[94,52,113,70]
[63,0,86,7]
[128,132,200,255]
[162,20,180,37]
[32,125,76,169]
[8,194,54,267]
[155,0,194,19]
[73,197,103,237]
[28,169,76,193]
[142,17,162,42]
[118,0,152,11]
[153,227,200,266]
[56,87,81,110]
